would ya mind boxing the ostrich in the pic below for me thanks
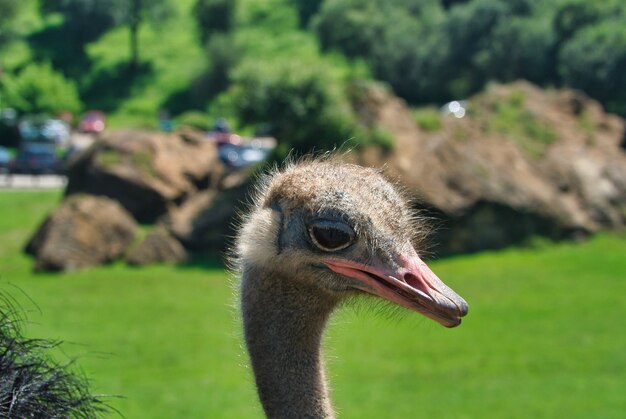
[235,158,469,418]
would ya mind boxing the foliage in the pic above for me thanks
[413,107,443,132]
[193,0,236,44]
[4,0,626,130]
[313,0,626,115]
[558,20,626,115]
[41,0,174,69]
[39,0,118,45]
[484,16,555,83]
[205,33,240,96]
[552,0,622,44]
[223,60,361,157]
[313,0,386,59]
[290,0,324,27]
[0,0,21,42]
[0,62,82,115]
[175,110,213,131]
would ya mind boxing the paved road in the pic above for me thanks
[0,174,67,190]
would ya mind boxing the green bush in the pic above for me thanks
[194,0,236,45]
[413,107,443,132]
[488,90,557,159]
[205,34,240,95]
[176,110,213,131]
[225,60,361,157]
[0,62,82,115]
[559,20,626,115]
[0,0,20,37]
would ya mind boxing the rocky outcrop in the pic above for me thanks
[126,228,187,266]
[65,128,224,223]
[354,81,626,254]
[160,180,250,251]
[25,196,138,272]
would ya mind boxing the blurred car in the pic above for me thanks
[41,119,71,146]
[219,143,270,168]
[10,142,59,174]
[207,132,244,146]
[18,117,70,146]
[0,146,11,174]
[79,111,106,134]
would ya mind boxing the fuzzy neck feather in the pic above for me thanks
[241,264,339,418]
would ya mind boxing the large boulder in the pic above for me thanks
[160,180,250,252]
[26,196,138,272]
[353,81,626,254]
[126,228,187,266]
[65,128,224,223]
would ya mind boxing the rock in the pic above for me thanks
[65,128,224,223]
[352,81,626,254]
[161,180,251,252]
[25,196,138,272]
[126,228,187,266]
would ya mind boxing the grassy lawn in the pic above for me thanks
[1,190,625,418]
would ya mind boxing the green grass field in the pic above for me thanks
[1,190,625,418]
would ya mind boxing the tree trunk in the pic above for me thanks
[129,0,142,73]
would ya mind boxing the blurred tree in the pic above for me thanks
[482,17,555,84]
[120,0,174,71]
[369,12,450,103]
[290,0,323,27]
[227,60,359,157]
[205,34,239,95]
[39,0,117,47]
[315,0,554,104]
[0,62,82,115]
[559,20,626,115]
[194,0,236,45]
[553,0,606,44]
[313,0,386,58]
[41,0,173,72]
[440,0,470,9]
[0,0,21,43]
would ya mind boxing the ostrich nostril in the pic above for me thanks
[403,272,429,292]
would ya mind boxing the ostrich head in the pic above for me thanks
[237,159,468,327]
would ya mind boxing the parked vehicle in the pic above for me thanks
[41,119,71,146]
[9,142,59,175]
[79,111,106,134]
[0,146,12,174]
[219,142,270,168]
[18,117,70,146]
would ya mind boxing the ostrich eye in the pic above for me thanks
[308,220,355,252]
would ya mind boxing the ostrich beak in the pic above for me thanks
[325,250,468,327]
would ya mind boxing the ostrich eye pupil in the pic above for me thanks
[309,223,354,251]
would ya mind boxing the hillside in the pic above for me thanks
[354,80,626,254]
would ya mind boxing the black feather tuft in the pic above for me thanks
[0,291,110,418]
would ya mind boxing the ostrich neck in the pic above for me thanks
[241,265,338,419]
